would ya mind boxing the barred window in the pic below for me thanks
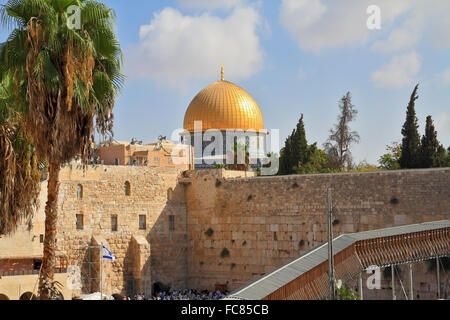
[139,215,146,230]
[111,215,118,232]
[169,215,175,231]
[76,214,84,230]
[125,181,131,196]
[77,184,83,199]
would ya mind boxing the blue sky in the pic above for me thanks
[1,0,449,164]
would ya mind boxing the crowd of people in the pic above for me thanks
[113,289,229,301]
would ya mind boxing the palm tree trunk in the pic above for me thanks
[39,162,60,300]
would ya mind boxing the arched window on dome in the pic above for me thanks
[124,181,131,196]
[77,184,83,199]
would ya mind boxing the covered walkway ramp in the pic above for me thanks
[226,220,450,300]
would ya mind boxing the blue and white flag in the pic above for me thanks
[102,245,116,261]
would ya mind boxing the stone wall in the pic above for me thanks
[54,165,187,296]
[1,165,448,299]
[184,168,450,293]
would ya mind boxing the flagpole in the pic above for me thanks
[100,243,103,300]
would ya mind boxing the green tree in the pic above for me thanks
[378,142,402,170]
[0,72,41,236]
[279,115,328,175]
[399,84,421,168]
[290,114,308,170]
[0,0,124,299]
[420,116,440,168]
[324,92,360,171]
[227,140,250,171]
[337,285,360,300]
[435,144,449,168]
[279,129,295,175]
[350,161,379,172]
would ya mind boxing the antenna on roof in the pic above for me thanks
[221,63,224,81]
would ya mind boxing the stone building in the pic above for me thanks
[95,138,193,170]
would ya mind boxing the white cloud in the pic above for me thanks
[279,0,413,52]
[371,14,423,53]
[279,0,450,53]
[178,0,247,10]
[435,112,450,137]
[125,7,264,88]
[371,52,422,88]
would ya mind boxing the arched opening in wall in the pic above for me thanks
[0,294,9,300]
[77,184,83,199]
[125,181,131,196]
[19,292,37,300]
[167,188,173,201]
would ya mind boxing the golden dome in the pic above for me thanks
[184,77,264,133]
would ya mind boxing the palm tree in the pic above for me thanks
[0,0,124,299]
[0,71,41,236]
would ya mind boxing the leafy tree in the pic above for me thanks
[399,84,421,168]
[435,144,449,168]
[324,92,360,171]
[290,114,308,169]
[378,142,402,170]
[227,140,250,171]
[279,115,328,175]
[296,143,329,174]
[0,72,41,236]
[350,161,379,172]
[0,0,124,299]
[419,116,440,168]
[279,129,295,175]
[337,285,360,300]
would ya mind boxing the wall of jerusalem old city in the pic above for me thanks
[2,165,448,299]
[54,165,188,296]
[184,168,450,297]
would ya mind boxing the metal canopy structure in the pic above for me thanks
[225,220,450,300]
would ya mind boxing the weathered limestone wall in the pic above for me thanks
[0,181,47,259]
[2,165,448,300]
[55,165,187,296]
[184,168,450,293]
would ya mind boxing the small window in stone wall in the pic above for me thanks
[125,181,131,196]
[76,214,84,230]
[77,184,83,199]
[139,215,146,230]
[40,234,44,243]
[167,188,173,201]
[111,215,118,232]
[169,215,175,231]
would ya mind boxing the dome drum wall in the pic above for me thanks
[181,130,267,169]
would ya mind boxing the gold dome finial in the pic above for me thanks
[221,63,224,81]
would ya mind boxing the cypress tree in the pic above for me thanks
[420,116,439,168]
[279,129,295,175]
[435,144,448,168]
[278,114,329,175]
[399,84,421,169]
[291,114,308,171]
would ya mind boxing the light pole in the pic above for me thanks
[327,188,335,300]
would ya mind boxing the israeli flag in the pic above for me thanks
[102,245,116,261]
